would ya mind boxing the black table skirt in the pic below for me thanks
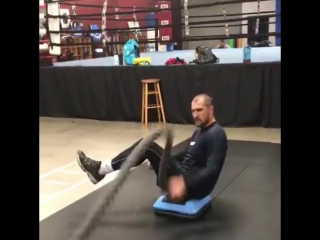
[39,63,280,128]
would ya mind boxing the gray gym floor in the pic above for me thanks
[40,138,280,240]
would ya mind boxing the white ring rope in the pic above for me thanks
[68,126,174,240]
[255,0,260,34]
[46,0,61,55]
[102,0,108,49]
[223,5,229,36]
[184,0,189,37]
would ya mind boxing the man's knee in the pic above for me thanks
[187,180,217,200]
[131,138,162,155]
[148,141,164,156]
[187,188,212,200]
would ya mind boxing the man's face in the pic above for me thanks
[220,41,225,46]
[191,100,213,127]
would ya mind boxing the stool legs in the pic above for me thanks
[155,82,166,123]
[141,82,166,127]
[141,83,145,124]
[154,83,161,123]
[144,83,149,126]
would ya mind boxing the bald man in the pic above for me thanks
[76,94,228,202]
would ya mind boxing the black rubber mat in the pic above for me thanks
[40,140,280,240]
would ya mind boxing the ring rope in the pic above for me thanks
[51,32,279,47]
[101,0,107,49]
[113,7,119,54]
[45,0,268,17]
[53,11,275,21]
[71,5,76,15]
[114,7,119,20]
[184,0,189,48]
[133,6,137,23]
[183,10,274,19]
[158,127,174,190]
[68,126,174,240]
[51,32,281,47]
[190,21,275,29]
[222,5,229,37]
[255,0,260,34]
[50,14,279,33]
[132,6,141,40]
[50,0,261,7]
[49,32,279,47]
[184,0,189,37]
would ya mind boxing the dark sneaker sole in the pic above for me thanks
[76,151,99,184]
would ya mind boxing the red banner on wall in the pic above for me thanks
[157,1,172,42]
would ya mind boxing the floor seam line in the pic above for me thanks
[213,160,252,200]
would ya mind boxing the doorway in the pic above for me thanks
[247,16,269,43]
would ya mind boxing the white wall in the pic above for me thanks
[241,0,275,46]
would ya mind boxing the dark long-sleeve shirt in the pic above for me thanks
[179,122,228,197]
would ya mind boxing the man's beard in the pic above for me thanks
[194,118,209,128]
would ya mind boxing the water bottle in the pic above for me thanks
[146,44,151,52]
[243,45,251,63]
[166,42,174,52]
[114,54,119,65]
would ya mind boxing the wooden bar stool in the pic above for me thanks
[141,79,166,127]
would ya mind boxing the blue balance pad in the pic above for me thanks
[153,194,212,219]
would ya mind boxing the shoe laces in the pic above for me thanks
[84,157,95,166]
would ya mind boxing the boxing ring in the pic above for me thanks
[53,47,280,66]
[39,0,281,127]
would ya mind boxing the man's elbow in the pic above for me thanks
[207,163,224,180]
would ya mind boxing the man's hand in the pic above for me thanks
[168,175,186,202]
[147,160,153,170]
